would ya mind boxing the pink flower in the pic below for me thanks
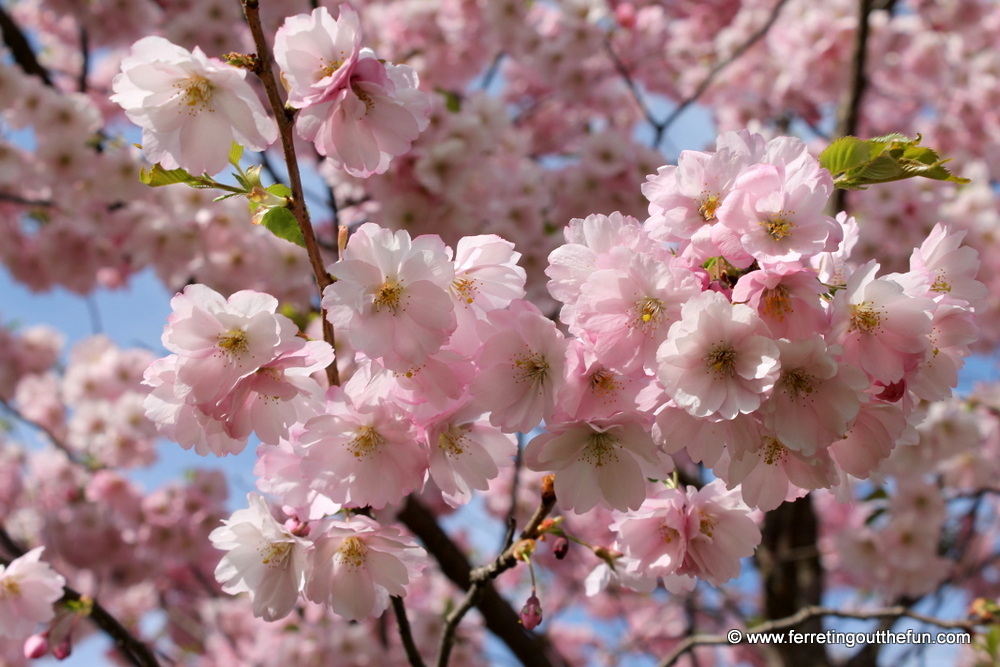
[296,51,430,177]
[110,36,277,175]
[524,417,671,513]
[210,493,311,622]
[274,6,362,109]
[323,223,456,373]
[829,260,934,384]
[760,337,866,455]
[470,300,567,434]
[0,547,66,639]
[731,266,830,340]
[305,515,426,621]
[161,284,300,405]
[678,480,761,585]
[419,400,516,508]
[299,386,425,510]
[656,291,780,420]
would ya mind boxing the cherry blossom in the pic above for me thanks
[111,36,277,175]
[0,547,65,640]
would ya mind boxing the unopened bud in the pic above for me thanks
[541,474,556,502]
[52,636,72,661]
[552,536,569,559]
[284,517,310,537]
[23,633,48,659]
[520,594,543,630]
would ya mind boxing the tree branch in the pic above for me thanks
[0,526,161,667]
[241,0,339,387]
[0,397,85,465]
[832,0,874,214]
[392,595,426,667]
[657,604,980,667]
[397,491,566,667]
[0,2,53,86]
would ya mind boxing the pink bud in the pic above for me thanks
[23,633,49,659]
[520,594,543,630]
[552,537,569,560]
[615,3,637,28]
[52,636,72,660]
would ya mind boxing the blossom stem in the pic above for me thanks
[0,526,161,667]
[241,0,339,387]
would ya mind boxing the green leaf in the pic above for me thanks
[261,207,306,248]
[819,136,871,176]
[213,192,245,202]
[139,164,195,187]
[437,88,461,113]
[854,154,905,183]
[229,142,244,167]
[267,183,292,198]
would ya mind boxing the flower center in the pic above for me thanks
[179,75,214,112]
[438,424,471,457]
[659,523,680,544]
[699,192,720,222]
[704,345,737,377]
[319,58,346,79]
[762,437,788,465]
[353,85,375,114]
[580,431,619,467]
[780,369,814,397]
[589,369,619,395]
[335,537,368,570]
[761,285,793,321]
[761,211,793,240]
[0,576,21,597]
[513,353,549,384]
[259,541,292,568]
[850,302,882,333]
[452,276,478,305]
[217,329,249,357]
[347,425,385,459]
[374,281,403,313]
[633,296,665,328]
[698,511,718,538]
[930,269,951,293]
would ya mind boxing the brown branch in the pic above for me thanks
[397,493,567,667]
[832,0,874,214]
[433,477,558,667]
[241,0,339,387]
[0,191,53,207]
[657,604,980,667]
[659,0,791,141]
[0,2,53,86]
[392,596,427,667]
[0,526,160,667]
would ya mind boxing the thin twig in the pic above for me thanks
[392,596,427,667]
[0,191,53,207]
[0,2,53,86]
[435,477,558,667]
[658,0,791,142]
[241,0,339,387]
[0,397,81,463]
[657,604,980,667]
[480,51,505,92]
[604,41,664,146]
[78,25,89,93]
[0,526,161,667]
[832,0,874,214]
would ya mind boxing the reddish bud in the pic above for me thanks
[875,380,905,402]
[552,536,569,559]
[52,636,72,660]
[520,594,543,630]
[23,633,49,659]
[615,3,637,28]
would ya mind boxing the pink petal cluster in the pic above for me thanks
[611,480,761,586]
[274,6,430,177]
[111,36,277,175]
[144,284,332,456]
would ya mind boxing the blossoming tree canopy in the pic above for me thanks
[2,1,1000,666]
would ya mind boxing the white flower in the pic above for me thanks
[210,493,310,622]
[111,36,277,175]
[0,547,65,639]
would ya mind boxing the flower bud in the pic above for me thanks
[52,636,72,660]
[520,594,543,630]
[23,633,49,659]
[552,536,569,560]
